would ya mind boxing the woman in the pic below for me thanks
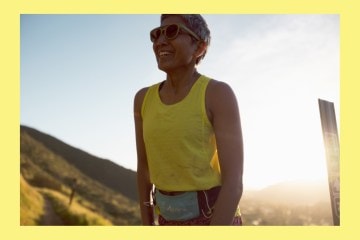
[134,14,244,225]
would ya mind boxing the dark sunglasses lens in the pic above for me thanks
[150,28,161,42]
[165,25,179,39]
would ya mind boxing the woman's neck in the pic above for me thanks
[165,68,200,94]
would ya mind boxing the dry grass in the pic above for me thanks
[20,175,44,225]
[40,188,112,225]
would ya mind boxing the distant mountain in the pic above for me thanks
[20,125,141,225]
[244,180,331,206]
[240,180,333,225]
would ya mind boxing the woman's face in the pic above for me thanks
[152,16,198,73]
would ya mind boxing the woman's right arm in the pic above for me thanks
[134,87,154,225]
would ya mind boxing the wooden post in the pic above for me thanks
[318,99,340,226]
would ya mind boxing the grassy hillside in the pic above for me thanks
[20,126,141,225]
[21,125,138,201]
[20,175,44,225]
[20,174,113,225]
[40,188,112,225]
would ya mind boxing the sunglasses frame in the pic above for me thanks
[150,23,200,42]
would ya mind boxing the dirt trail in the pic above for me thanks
[39,196,64,225]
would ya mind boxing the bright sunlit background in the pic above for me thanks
[21,14,339,190]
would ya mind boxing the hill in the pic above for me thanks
[20,125,141,225]
[240,181,333,225]
[247,180,330,206]
[21,125,138,201]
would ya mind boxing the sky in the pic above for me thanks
[21,14,339,190]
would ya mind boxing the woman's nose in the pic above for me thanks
[154,32,168,45]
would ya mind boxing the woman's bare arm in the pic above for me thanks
[206,80,244,225]
[134,87,154,225]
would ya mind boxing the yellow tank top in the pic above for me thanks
[141,75,221,191]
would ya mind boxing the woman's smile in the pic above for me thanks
[159,51,172,57]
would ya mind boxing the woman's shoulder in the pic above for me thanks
[206,78,239,113]
[134,81,162,112]
[206,79,235,98]
[205,78,241,128]
[134,87,149,105]
[134,81,161,102]
[135,87,149,99]
[134,88,149,119]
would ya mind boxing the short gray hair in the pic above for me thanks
[161,14,211,64]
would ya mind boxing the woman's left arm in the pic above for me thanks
[207,80,244,225]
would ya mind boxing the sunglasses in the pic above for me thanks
[150,24,200,42]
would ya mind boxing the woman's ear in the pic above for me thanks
[195,41,207,58]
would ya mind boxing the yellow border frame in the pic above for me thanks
[1,0,359,239]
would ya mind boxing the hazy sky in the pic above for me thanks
[21,14,339,189]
